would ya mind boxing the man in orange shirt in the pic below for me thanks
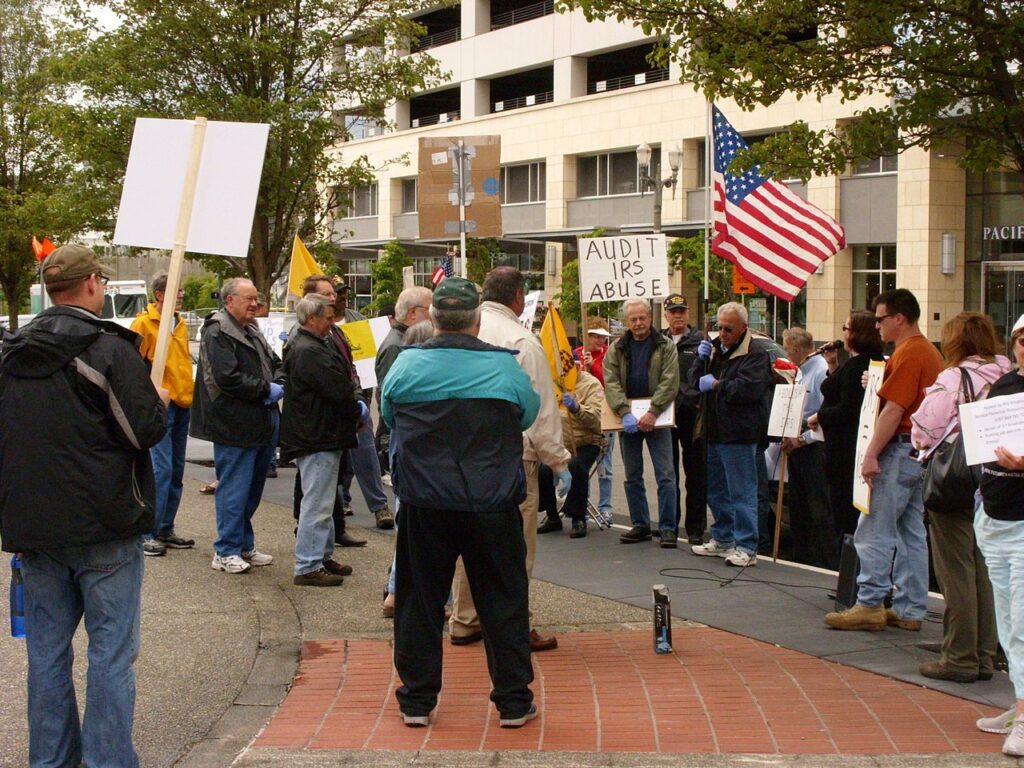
[825,289,942,631]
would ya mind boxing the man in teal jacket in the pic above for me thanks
[381,277,541,730]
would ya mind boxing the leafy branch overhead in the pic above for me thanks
[558,0,1024,180]
[52,0,447,298]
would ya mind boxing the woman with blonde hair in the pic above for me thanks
[911,311,1011,683]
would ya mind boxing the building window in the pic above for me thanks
[346,183,378,218]
[342,258,373,311]
[400,179,417,213]
[501,162,545,204]
[852,245,897,310]
[852,155,898,175]
[577,150,658,198]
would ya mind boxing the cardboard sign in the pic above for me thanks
[852,360,886,514]
[417,136,502,239]
[338,316,393,389]
[577,234,669,303]
[113,118,269,257]
[959,391,1024,465]
[767,384,807,438]
[519,290,542,330]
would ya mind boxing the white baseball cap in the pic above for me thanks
[587,328,611,337]
[1012,313,1024,335]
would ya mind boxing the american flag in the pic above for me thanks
[711,106,846,302]
[431,254,455,286]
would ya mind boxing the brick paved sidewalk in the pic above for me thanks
[255,628,1004,756]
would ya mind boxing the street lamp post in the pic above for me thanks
[636,142,683,234]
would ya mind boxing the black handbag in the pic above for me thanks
[922,367,982,515]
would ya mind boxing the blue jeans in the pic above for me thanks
[598,432,615,516]
[294,451,341,575]
[342,420,388,511]
[150,403,190,537]
[975,504,1024,699]
[21,538,143,768]
[213,412,277,556]
[853,443,928,618]
[620,428,676,532]
[706,441,759,555]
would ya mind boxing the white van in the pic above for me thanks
[2,280,149,332]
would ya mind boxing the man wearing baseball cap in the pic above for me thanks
[661,294,707,545]
[382,276,540,729]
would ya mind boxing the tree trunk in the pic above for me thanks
[1,277,21,331]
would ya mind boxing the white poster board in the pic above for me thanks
[113,118,270,257]
[519,290,542,330]
[960,392,1024,465]
[577,234,669,303]
[338,316,392,389]
[600,399,675,431]
[852,360,886,514]
[255,317,285,359]
[767,384,807,438]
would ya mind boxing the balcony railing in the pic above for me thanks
[411,27,461,53]
[411,110,461,128]
[490,0,554,30]
[492,91,553,113]
[587,68,670,95]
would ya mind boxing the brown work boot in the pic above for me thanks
[824,603,886,631]
[885,608,922,631]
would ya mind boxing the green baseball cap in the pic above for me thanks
[432,277,479,310]
[42,243,115,286]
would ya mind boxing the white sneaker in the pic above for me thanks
[979,706,1017,734]
[691,539,735,557]
[725,550,757,568]
[242,549,273,566]
[211,554,250,574]
[602,512,614,526]
[1004,720,1024,756]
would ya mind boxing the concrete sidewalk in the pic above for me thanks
[0,445,1017,767]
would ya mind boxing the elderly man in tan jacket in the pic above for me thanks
[449,267,571,652]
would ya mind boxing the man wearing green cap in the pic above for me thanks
[381,276,541,730]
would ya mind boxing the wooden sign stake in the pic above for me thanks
[772,450,788,562]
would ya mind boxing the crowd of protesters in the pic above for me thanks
[3,245,1024,764]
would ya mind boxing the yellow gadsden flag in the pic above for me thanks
[288,235,323,297]
[540,302,578,401]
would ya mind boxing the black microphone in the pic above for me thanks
[807,339,843,358]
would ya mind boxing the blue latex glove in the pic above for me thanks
[699,374,717,393]
[357,400,370,424]
[555,469,572,497]
[621,413,639,433]
[562,392,578,413]
[278,330,289,342]
[697,339,713,359]
[263,382,284,405]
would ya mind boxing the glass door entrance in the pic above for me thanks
[983,261,1024,340]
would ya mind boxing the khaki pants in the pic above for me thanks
[450,460,538,636]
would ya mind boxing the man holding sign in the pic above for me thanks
[604,299,680,547]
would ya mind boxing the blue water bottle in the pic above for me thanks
[10,555,25,639]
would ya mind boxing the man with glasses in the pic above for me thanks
[191,277,284,574]
[689,302,772,567]
[825,288,942,631]
[1,244,168,767]
[131,273,196,557]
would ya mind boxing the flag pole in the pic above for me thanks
[703,100,712,326]
[548,301,576,454]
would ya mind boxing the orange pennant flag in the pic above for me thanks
[40,237,57,258]
[31,236,43,261]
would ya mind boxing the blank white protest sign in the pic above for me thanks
[113,118,270,257]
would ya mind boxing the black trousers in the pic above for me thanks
[538,444,601,523]
[786,442,837,569]
[394,503,533,717]
[671,409,706,539]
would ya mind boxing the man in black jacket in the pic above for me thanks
[662,293,707,545]
[191,278,284,575]
[688,301,772,567]
[282,295,365,587]
[0,244,167,768]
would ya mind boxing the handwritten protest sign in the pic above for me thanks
[519,290,542,330]
[577,234,669,303]
[960,391,1024,465]
[255,317,285,359]
[852,360,886,514]
[767,384,807,438]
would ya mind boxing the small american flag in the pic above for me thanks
[711,106,846,302]
[431,254,455,286]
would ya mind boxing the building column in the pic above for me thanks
[386,100,410,132]
[554,56,587,102]
[462,0,490,37]
[461,79,490,119]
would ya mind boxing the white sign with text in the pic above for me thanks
[959,392,1024,465]
[577,234,669,303]
[519,290,542,330]
[767,384,807,438]
[852,360,886,514]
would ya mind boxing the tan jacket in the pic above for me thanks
[478,301,571,473]
[562,371,604,450]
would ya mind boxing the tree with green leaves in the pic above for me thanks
[667,233,730,313]
[55,0,445,299]
[0,0,103,328]
[556,229,619,326]
[562,0,1024,180]
[368,239,411,314]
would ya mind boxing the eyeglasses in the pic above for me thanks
[841,325,850,332]
[95,273,110,286]
[874,314,894,325]
[717,325,734,333]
